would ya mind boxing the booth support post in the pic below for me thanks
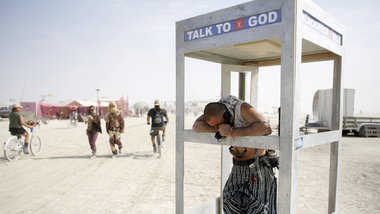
[221,64,259,105]
[175,32,185,213]
[278,0,302,213]
[239,73,246,100]
[328,56,343,213]
[250,67,259,108]
[220,65,232,213]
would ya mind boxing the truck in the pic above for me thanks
[312,88,380,137]
[0,105,12,118]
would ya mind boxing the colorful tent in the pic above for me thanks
[20,95,129,120]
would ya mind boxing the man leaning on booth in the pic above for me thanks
[192,95,277,214]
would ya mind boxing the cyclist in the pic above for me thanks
[8,104,32,154]
[105,102,124,158]
[147,99,169,153]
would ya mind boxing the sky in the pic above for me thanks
[0,0,379,115]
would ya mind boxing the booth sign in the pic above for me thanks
[185,10,281,42]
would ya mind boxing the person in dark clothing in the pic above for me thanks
[86,105,102,159]
[147,99,169,152]
[8,104,32,154]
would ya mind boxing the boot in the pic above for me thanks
[153,144,157,153]
[23,143,29,154]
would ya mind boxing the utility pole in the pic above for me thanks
[96,89,100,114]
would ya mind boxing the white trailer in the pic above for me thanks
[312,88,380,137]
[343,116,380,137]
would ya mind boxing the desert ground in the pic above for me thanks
[0,114,379,213]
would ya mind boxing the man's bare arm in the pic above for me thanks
[192,115,216,133]
[120,116,125,133]
[219,103,271,137]
[147,116,151,125]
[19,115,31,129]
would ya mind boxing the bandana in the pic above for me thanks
[218,95,242,119]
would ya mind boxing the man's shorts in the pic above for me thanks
[108,130,121,140]
[150,126,165,136]
[9,127,26,136]
[223,156,277,214]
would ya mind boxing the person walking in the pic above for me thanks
[86,105,102,159]
[105,102,124,158]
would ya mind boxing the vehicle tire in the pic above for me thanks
[4,137,22,161]
[30,135,42,156]
[359,126,366,137]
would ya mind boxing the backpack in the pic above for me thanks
[153,111,164,125]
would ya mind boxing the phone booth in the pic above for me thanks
[175,0,344,213]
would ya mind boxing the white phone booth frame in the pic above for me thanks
[176,0,344,213]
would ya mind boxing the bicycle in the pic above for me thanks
[3,126,42,161]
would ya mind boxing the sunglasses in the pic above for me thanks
[89,109,94,111]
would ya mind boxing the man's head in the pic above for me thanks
[12,104,22,112]
[154,99,161,110]
[108,102,116,108]
[88,105,95,114]
[108,102,117,113]
[203,102,229,127]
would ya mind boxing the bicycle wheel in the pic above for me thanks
[4,137,22,161]
[156,134,161,158]
[30,135,42,156]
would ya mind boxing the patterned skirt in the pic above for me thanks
[223,156,277,214]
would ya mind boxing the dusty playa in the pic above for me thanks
[0,114,379,213]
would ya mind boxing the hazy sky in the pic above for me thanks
[1,0,379,115]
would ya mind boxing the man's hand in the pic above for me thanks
[218,124,233,137]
